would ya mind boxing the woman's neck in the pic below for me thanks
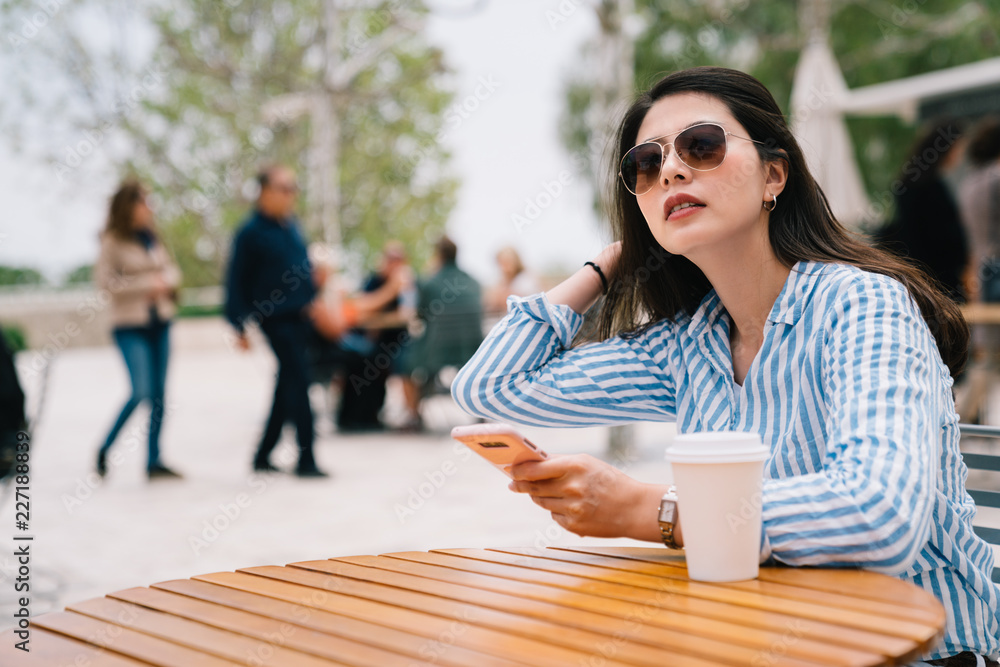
[694,238,790,346]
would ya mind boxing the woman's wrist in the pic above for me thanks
[627,483,675,543]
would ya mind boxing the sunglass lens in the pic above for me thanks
[676,125,727,170]
[623,143,663,194]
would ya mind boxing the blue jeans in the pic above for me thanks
[99,323,170,470]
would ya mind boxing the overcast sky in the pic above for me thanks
[0,1,608,287]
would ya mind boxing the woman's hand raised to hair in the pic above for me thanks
[594,241,623,281]
[508,453,666,541]
[545,241,623,314]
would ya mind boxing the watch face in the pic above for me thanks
[659,498,677,524]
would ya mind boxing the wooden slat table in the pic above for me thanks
[1,546,946,666]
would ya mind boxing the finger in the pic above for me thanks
[510,479,564,499]
[510,456,569,482]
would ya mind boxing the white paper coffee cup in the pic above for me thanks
[665,431,768,582]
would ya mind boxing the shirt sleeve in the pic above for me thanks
[451,293,678,427]
[224,228,252,333]
[760,276,939,575]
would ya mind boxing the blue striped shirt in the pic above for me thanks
[452,260,999,660]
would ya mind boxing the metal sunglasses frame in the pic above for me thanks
[619,122,764,196]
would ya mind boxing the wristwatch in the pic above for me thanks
[658,486,682,550]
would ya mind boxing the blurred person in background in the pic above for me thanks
[954,117,1000,424]
[336,241,415,432]
[0,332,26,480]
[960,117,1000,302]
[399,236,483,432]
[94,180,182,480]
[483,245,541,317]
[881,118,969,305]
[225,165,327,478]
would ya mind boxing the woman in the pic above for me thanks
[452,68,998,665]
[483,246,541,316]
[94,180,182,480]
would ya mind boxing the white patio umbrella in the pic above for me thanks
[790,39,873,229]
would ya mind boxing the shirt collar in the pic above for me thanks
[685,260,826,336]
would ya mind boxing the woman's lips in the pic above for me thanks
[666,204,705,221]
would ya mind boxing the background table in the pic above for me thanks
[2,546,945,667]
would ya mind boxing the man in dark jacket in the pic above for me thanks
[225,165,327,477]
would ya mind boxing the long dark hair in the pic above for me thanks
[600,66,968,376]
[105,180,150,240]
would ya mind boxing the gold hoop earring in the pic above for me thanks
[763,193,777,212]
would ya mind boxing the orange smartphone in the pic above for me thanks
[450,423,549,478]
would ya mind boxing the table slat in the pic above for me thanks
[552,546,938,606]
[424,548,939,644]
[497,546,945,625]
[109,586,435,667]
[341,553,918,659]
[195,570,646,667]
[0,627,152,666]
[152,579,526,667]
[69,596,347,667]
[318,555,880,667]
[32,611,239,667]
[242,564,726,667]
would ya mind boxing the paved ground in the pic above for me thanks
[0,318,678,630]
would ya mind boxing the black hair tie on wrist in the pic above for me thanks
[585,261,609,295]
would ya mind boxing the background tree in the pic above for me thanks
[2,0,457,286]
[0,266,45,287]
[561,0,1000,228]
[63,264,93,285]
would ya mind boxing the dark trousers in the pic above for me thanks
[100,323,170,470]
[255,319,316,469]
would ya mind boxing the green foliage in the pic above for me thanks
[0,266,45,287]
[124,0,457,284]
[63,264,93,285]
[1,0,457,287]
[2,326,28,354]
[564,0,1000,226]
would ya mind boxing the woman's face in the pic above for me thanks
[132,195,152,229]
[631,93,781,263]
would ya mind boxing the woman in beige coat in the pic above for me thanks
[94,181,182,479]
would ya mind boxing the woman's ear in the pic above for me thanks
[765,151,789,198]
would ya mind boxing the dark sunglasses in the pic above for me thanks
[619,122,763,196]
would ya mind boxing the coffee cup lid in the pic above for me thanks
[666,431,768,464]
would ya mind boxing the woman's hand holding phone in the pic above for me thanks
[508,454,664,541]
[452,423,665,542]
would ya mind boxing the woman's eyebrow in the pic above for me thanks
[641,119,721,144]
